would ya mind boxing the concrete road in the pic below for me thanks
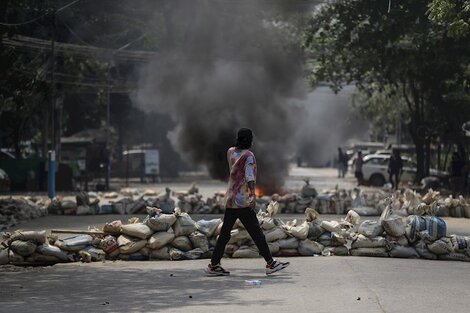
[1,256,469,313]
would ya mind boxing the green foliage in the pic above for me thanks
[305,0,470,179]
[428,0,470,38]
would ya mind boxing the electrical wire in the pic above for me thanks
[0,0,82,27]
[59,18,94,46]
[0,12,49,26]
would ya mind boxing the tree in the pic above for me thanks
[428,0,470,38]
[305,0,470,181]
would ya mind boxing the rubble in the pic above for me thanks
[0,198,47,231]
[2,195,470,267]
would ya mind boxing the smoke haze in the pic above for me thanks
[137,1,308,191]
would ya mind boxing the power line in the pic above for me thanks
[0,0,82,27]
[0,12,48,26]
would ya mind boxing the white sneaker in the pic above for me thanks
[266,260,290,275]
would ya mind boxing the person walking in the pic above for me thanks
[205,128,290,276]
[388,149,403,190]
[353,151,364,186]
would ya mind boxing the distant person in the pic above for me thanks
[388,149,403,190]
[353,151,364,186]
[205,128,289,276]
[337,148,347,178]
[450,150,465,193]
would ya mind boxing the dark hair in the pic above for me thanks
[235,128,253,149]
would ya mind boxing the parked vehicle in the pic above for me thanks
[361,154,448,186]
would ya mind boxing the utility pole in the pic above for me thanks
[50,7,56,153]
[48,7,56,198]
[105,65,111,190]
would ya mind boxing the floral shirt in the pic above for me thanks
[225,147,257,208]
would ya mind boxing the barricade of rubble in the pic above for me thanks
[0,198,47,231]
[2,193,470,266]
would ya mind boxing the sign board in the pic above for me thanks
[144,149,160,175]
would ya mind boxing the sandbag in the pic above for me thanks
[147,232,175,250]
[358,220,384,238]
[259,217,278,231]
[450,235,470,255]
[264,227,287,242]
[121,223,153,240]
[382,216,406,237]
[266,201,280,216]
[414,240,437,260]
[232,246,259,258]
[464,204,470,218]
[183,248,204,260]
[139,247,150,257]
[307,222,324,240]
[76,205,95,215]
[288,221,309,240]
[119,253,148,261]
[117,235,147,254]
[438,253,470,262]
[146,213,177,232]
[169,248,184,260]
[420,216,446,242]
[26,253,62,264]
[9,230,46,244]
[279,248,300,257]
[385,235,409,248]
[405,215,427,243]
[350,247,389,257]
[173,212,197,237]
[389,246,419,258]
[150,246,170,260]
[196,219,222,237]
[427,237,453,255]
[8,250,25,263]
[322,245,349,256]
[351,235,386,249]
[318,232,346,247]
[345,210,360,225]
[320,220,341,233]
[298,239,324,256]
[0,248,10,265]
[278,237,300,249]
[268,242,280,255]
[10,240,37,257]
[224,244,239,255]
[171,236,193,252]
[118,250,146,261]
[80,246,106,262]
[103,220,122,235]
[54,235,95,252]
[189,232,209,253]
[36,244,71,261]
[100,236,120,258]
[353,206,378,216]
[305,207,320,222]
[228,229,250,244]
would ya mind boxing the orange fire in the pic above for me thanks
[255,187,264,198]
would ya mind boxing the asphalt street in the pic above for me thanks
[1,167,470,313]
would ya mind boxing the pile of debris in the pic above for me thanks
[2,196,470,266]
[350,201,470,261]
[0,198,47,231]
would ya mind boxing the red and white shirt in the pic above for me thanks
[225,147,257,208]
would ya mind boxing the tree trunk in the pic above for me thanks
[425,138,431,177]
[409,119,425,182]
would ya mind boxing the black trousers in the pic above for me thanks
[211,207,273,265]
[389,172,400,190]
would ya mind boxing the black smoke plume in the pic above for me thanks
[137,1,308,192]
